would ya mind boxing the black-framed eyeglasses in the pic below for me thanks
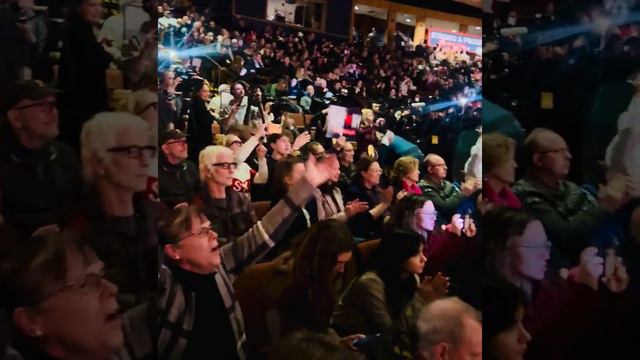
[34,273,106,305]
[210,162,238,170]
[107,145,157,159]
[14,100,57,112]
[178,222,213,241]
[511,241,552,251]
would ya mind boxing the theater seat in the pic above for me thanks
[234,261,276,357]
[355,238,380,273]
[251,201,271,221]
[284,112,312,129]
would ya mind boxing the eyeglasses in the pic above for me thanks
[36,273,106,304]
[430,163,447,168]
[107,145,157,159]
[178,222,213,241]
[418,210,438,217]
[511,241,552,251]
[210,162,238,170]
[228,140,243,147]
[165,139,187,146]
[14,100,57,112]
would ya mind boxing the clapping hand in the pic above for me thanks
[601,256,629,293]
[568,247,604,291]
[448,214,464,236]
[461,176,480,197]
[380,186,394,205]
[345,199,369,218]
[418,273,450,301]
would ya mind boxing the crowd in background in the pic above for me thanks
[157,0,483,176]
[0,0,487,357]
[483,0,639,358]
[154,0,486,359]
[1,0,637,359]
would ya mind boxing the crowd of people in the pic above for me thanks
[153,0,486,358]
[0,0,159,358]
[483,0,639,358]
[1,0,637,358]
[157,0,483,173]
[0,0,486,357]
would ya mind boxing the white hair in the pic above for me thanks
[605,96,640,182]
[416,297,481,360]
[464,135,482,180]
[198,145,234,183]
[80,112,149,184]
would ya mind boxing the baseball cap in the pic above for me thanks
[4,80,59,112]
[160,129,188,145]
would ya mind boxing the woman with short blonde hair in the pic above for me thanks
[391,156,422,195]
[482,133,521,209]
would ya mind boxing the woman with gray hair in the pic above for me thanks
[72,112,158,316]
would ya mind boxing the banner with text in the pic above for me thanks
[427,29,482,54]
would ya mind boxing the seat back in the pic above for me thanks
[233,261,276,356]
[355,239,381,273]
[251,201,271,221]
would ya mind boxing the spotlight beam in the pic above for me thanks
[517,10,640,50]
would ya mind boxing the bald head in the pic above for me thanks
[524,128,564,153]
[424,153,448,181]
[424,153,444,166]
[417,297,482,360]
[523,128,572,180]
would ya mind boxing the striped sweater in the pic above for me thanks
[157,178,316,359]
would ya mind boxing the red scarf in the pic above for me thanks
[402,180,422,195]
[483,180,522,209]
